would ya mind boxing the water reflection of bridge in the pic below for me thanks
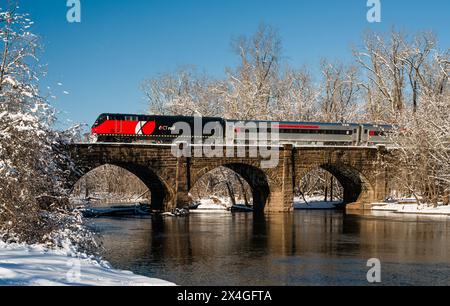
[98,212,450,285]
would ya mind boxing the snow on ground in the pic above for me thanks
[294,196,343,210]
[71,192,149,207]
[0,242,175,286]
[191,196,344,212]
[191,198,230,213]
[371,201,450,215]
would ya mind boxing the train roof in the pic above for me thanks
[97,113,224,120]
[95,114,393,128]
[227,119,393,128]
[227,119,358,127]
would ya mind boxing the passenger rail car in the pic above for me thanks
[91,113,392,146]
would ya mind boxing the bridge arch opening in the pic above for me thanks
[71,163,170,211]
[295,167,344,209]
[190,164,270,213]
[296,164,374,208]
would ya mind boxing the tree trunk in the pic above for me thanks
[330,176,334,202]
[235,174,250,207]
[225,182,237,207]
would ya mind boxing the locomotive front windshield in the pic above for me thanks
[92,114,108,128]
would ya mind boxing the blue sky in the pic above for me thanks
[18,0,450,127]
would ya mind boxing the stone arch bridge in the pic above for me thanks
[67,143,390,213]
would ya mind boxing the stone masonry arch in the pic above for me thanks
[190,163,271,213]
[296,163,375,205]
[68,162,173,212]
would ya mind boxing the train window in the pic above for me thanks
[369,131,385,137]
[365,130,368,134]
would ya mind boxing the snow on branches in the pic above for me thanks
[0,5,95,250]
[389,94,450,205]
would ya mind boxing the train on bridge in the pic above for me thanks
[91,113,392,147]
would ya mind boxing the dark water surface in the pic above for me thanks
[88,211,450,286]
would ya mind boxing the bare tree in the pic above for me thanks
[389,94,450,206]
[272,67,320,122]
[356,30,448,123]
[189,167,252,206]
[141,67,223,117]
[72,165,150,205]
[318,60,361,123]
[355,30,410,122]
[221,24,282,120]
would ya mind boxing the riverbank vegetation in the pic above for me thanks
[0,5,96,250]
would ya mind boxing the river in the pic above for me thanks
[88,210,450,286]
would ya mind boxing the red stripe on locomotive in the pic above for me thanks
[92,120,156,136]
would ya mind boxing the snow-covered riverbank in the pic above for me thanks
[294,196,343,210]
[371,202,450,216]
[192,196,345,212]
[0,242,175,286]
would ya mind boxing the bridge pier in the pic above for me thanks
[173,156,191,211]
[264,144,294,213]
[346,146,390,211]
